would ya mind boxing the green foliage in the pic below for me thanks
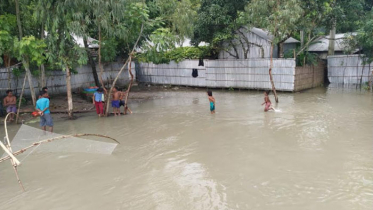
[147,0,199,43]
[192,0,247,45]
[324,0,369,33]
[284,47,318,66]
[356,10,373,64]
[137,46,212,64]
[297,0,333,33]
[0,31,14,64]
[246,0,303,44]
[341,10,373,64]
[100,38,119,63]
[12,67,23,78]
[13,36,46,67]
[0,14,17,64]
[0,14,17,33]
[362,82,371,91]
[16,97,27,106]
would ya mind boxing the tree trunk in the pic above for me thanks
[6,56,11,89]
[269,43,279,103]
[98,25,105,88]
[124,57,133,114]
[278,42,284,58]
[40,24,46,88]
[83,37,100,86]
[369,63,372,92]
[65,65,74,119]
[328,21,336,56]
[300,30,304,48]
[15,0,23,40]
[16,75,27,124]
[40,64,46,88]
[23,60,36,107]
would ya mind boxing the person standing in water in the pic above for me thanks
[3,90,17,121]
[262,90,274,112]
[119,88,132,115]
[207,90,215,114]
[111,86,121,116]
[36,91,53,132]
[93,88,105,117]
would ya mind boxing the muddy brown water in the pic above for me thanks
[0,87,372,210]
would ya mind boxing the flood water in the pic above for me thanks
[0,87,372,210]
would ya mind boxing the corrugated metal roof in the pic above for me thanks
[284,37,300,44]
[307,33,357,52]
[250,27,300,44]
[250,27,274,41]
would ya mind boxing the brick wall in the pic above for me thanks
[294,61,325,91]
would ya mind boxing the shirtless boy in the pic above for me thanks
[119,88,132,114]
[3,90,17,121]
[111,87,121,116]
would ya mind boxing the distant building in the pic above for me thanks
[218,27,300,59]
[307,33,359,59]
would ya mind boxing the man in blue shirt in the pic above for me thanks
[36,91,53,132]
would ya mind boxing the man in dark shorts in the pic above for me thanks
[36,91,53,132]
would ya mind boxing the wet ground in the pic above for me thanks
[0,87,372,210]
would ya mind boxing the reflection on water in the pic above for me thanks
[0,87,372,210]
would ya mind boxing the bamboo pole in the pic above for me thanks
[16,74,27,124]
[269,43,279,103]
[124,57,133,115]
[2,113,25,191]
[0,141,20,166]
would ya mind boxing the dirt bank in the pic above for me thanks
[0,83,199,125]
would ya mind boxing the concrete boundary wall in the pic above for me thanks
[328,55,373,84]
[136,59,311,92]
[0,62,134,96]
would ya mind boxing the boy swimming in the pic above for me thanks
[207,90,215,114]
[262,90,274,112]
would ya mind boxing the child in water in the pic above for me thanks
[207,90,215,114]
[111,86,121,116]
[93,88,105,117]
[262,90,274,112]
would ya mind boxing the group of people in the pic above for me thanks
[92,86,131,117]
[2,85,273,132]
[2,87,53,132]
[206,90,274,114]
